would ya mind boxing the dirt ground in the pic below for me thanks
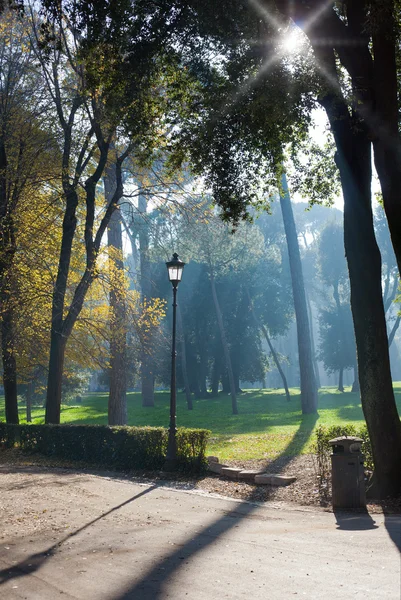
[1,448,400,514]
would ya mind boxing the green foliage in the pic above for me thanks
[0,422,210,473]
[317,222,356,377]
[318,223,348,290]
[62,370,92,403]
[314,424,373,471]
[289,136,341,207]
[318,306,356,374]
[3,386,398,461]
[147,200,293,395]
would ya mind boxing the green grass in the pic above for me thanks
[2,385,401,460]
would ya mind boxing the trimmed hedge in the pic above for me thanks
[0,422,210,473]
[314,424,373,470]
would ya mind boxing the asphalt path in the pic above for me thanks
[0,467,400,599]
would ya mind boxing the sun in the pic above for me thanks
[281,29,303,55]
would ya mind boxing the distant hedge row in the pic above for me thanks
[0,423,210,473]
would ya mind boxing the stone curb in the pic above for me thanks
[206,456,297,487]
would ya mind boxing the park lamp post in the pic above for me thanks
[165,252,185,470]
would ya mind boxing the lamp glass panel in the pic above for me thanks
[168,265,182,281]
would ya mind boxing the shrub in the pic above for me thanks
[0,422,210,473]
[312,424,373,501]
[313,424,373,485]
[314,424,372,469]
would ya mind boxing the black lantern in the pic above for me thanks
[166,252,185,287]
[164,253,185,470]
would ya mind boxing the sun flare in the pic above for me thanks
[281,30,301,54]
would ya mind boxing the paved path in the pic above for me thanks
[0,467,399,599]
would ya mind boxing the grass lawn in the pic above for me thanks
[2,385,401,460]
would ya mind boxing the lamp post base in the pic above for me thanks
[164,428,177,471]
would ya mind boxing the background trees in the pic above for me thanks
[0,9,59,423]
[317,223,357,392]
[0,1,401,498]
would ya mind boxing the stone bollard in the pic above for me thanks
[329,436,366,509]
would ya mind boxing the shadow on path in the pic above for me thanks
[114,414,320,599]
[0,416,318,595]
[0,484,158,586]
[113,488,265,600]
[3,414,394,600]
[384,514,401,552]
[334,509,378,531]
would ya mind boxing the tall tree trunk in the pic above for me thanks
[279,173,318,414]
[138,189,155,407]
[371,10,401,278]
[1,297,18,424]
[0,141,18,423]
[352,360,360,393]
[305,289,321,389]
[234,371,241,394]
[322,84,401,497]
[332,280,350,393]
[277,0,401,497]
[177,304,193,410]
[0,214,18,424]
[105,162,127,425]
[210,270,238,414]
[210,344,223,397]
[45,146,126,423]
[196,322,209,399]
[46,333,67,424]
[388,315,401,348]
[247,289,291,401]
[338,367,344,393]
[45,187,79,424]
[26,380,33,423]
[263,323,291,402]
[221,373,230,394]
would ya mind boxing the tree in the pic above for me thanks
[22,0,401,494]
[105,156,128,425]
[0,9,57,423]
[153,0,401,497]
[276,0,401,497]
[27,4,168,423]
[279,173,318,413]
[169,199,292,405]
[293,203,344,390]
[318,305,355,392]
[318,222,357,391]
[374,205,401,348]
[137,184,156,407]
[9,184,121,416]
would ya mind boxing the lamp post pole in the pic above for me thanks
[165,283,178,470]
[164,253,185,471]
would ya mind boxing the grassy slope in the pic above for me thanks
[2,385,401,460]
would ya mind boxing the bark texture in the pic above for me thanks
[210,270,238,414]
[45,141,128,423]
[279,173,318,414]
[305,289,321,389]
[1,298,18,423]
[318,49,401,497]
[177,304,193,410]
[138,190,155,407]
[0,138,18,423]
[105,161,127,425]
[279,0,401,496]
